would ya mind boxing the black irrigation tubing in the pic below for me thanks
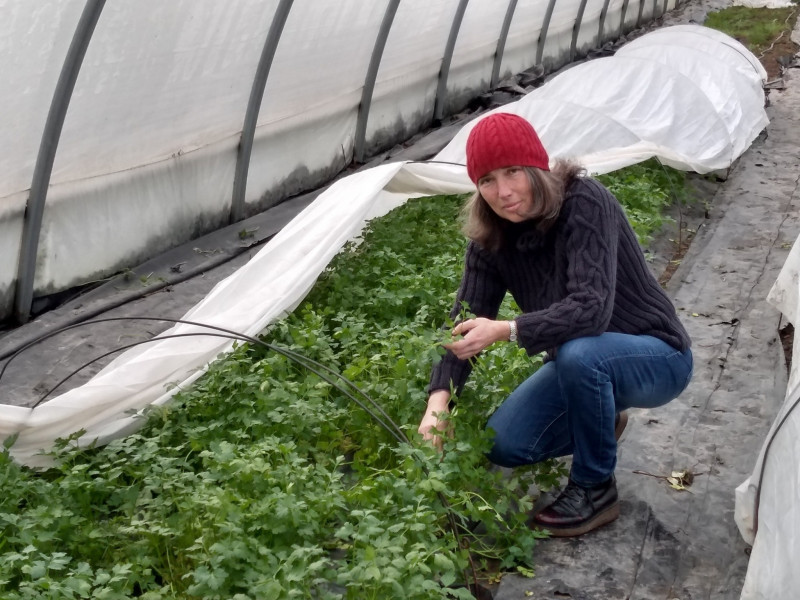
[2,316,408,445]
[29,331,211,408]
[277,343,410,444]
[47,331,410,449]
[2,314,478,590]
[30,331,406,449]
[408,159,467,169]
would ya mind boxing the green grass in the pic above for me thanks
[0,164,693,599]
[705,5,799,55]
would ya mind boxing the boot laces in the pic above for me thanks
[552,481,588,511]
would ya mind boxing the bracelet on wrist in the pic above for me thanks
[508,319,518,343]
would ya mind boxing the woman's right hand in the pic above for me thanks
[418,390,451,451]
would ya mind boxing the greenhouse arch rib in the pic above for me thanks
[230,0,294,224]
[597,0,613,42]
[354,0,401,164]
[433,0,470,123]
[569,0,590,62]
[536,0,558,65]
[490,0,520,89]
[14,0,107,325]
[618,0,631,38]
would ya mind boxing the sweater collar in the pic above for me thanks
[504,220,549,252]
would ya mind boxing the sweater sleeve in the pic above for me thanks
[428,241,507,395]
[514,180,618,355]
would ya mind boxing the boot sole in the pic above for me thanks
[535,501,620,538]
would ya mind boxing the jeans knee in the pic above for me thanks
[485,424,524,468]
[557,337,598,371]
[486,441,521,468]
[555,340,605,388]
[486,423,570,468]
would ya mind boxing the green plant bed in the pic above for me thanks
[1,164,692,599]
[596,158,687,246]
[704,5,799,56]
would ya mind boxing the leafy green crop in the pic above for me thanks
[596,158,687,245]
[1,166,689,599]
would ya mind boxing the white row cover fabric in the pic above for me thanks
[734,0,795,7]
[437,25,767,175]
[0,25,768,467]
[735,233,800,598]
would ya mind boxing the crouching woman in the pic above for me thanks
[418,112,692,537]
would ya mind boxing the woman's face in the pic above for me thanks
[476,166,534,223]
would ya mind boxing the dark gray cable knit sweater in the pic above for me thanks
[429,177,691,395]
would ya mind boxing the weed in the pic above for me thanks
[597,158,688,245]
[705,5,799,56]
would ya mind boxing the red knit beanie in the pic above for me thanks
[466,112,550,184]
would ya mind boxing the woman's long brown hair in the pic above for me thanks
[462,160,585,252]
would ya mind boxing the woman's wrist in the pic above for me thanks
[427,390,451,411]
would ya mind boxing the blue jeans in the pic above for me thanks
[486,333,693,487]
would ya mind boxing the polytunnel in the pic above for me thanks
[5,0,696,325]
[2,0,799,598]
[0,14,770,466]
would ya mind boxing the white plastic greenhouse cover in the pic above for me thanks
[3,0,681,324]
[735,235,800,598]
[734,0,795,7]
[0,24,768,467]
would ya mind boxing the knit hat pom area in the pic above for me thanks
[466,112,550,184]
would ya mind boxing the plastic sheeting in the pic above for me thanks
[735,234,800,598]
[436,25,767,175]
[0,25,769,467]
[733,0,795,7]
[5,0,675,320]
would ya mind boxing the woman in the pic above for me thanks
[418,112,692,537]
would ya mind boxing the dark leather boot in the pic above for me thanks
[615,411,628,442]
[532,476,619,537]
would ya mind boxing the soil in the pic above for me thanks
[742,27,799,82]
[657,217,699,288]
[646,173,719,289]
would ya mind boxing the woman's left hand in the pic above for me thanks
[444,318,511,360]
